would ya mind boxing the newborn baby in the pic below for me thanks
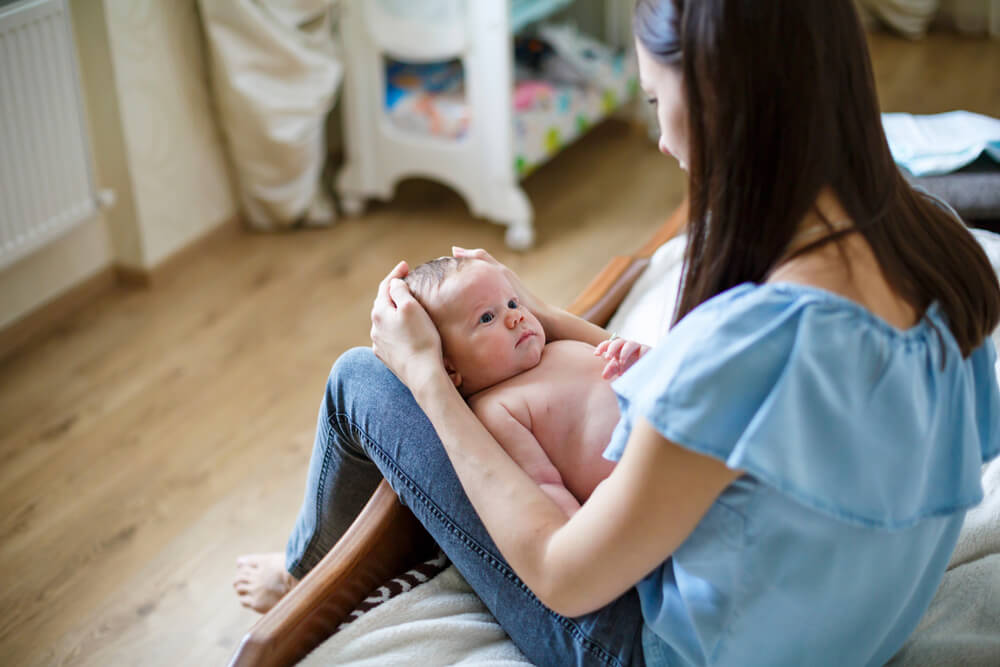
[405,256,648,516]
[234,255,648,614]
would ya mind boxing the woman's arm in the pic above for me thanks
[373,273,740,617]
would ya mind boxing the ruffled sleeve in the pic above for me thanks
[604,283,1000,530]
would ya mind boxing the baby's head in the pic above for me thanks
[405,257,545,396]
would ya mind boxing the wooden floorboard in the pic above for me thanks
[0,30,997,666]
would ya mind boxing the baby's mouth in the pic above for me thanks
[515,331,535,347]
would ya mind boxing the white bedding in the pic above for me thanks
[299,565,531,666]
[302,229,1000,666]
[888,455,1000,666]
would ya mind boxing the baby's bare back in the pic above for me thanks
[472,340,619,502]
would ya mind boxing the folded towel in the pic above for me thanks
[882,111,1000,176]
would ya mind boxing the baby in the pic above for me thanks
[405,256,648,516]
[234,256,646,612]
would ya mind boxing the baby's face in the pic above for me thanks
[427,262,545,396]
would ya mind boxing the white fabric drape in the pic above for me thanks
[199,0,342,229]
[857,0,940,38]
[858,0,999,39]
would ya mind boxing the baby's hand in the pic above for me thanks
[594,336,650,380]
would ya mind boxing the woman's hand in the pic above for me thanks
[370,261,445,389]
[452,246,554,326]
[594,336,650,379]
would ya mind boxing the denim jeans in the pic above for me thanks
[286,347,647,667]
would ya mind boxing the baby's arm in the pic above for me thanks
[471,397,581,518]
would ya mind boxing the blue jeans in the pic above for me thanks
[286,347,647,667]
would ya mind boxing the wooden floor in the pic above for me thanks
[1,30,998,666]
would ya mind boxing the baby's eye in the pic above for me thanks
[646,97,657,106]
[507,299,518,309]
[479,312,494,324]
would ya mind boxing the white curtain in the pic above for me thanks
[858,0,1000,39]
[199,0,343,229]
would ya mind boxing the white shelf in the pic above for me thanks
[336,0,632,249]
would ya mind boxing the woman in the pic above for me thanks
[238,1,1000,664]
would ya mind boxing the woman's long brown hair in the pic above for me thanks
[635,0,1000,356]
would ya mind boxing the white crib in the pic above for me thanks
[335,0,636,249]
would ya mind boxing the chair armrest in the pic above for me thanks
[566,200,687,325]
[566,255,651,325]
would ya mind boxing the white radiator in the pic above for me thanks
[0,0,100,271]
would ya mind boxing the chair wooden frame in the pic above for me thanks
[229,202,688,667]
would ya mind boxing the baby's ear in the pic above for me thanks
[443,358,463,390]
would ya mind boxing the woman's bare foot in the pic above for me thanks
[233,552,298,613]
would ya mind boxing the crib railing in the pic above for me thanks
[0,0,101,270]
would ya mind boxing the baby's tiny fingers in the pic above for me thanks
[605,337,626,359]
[621,340,641,363]
[595,339,610,355]
[602,359,620,380]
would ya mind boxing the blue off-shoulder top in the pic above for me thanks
[604,282,1000,667]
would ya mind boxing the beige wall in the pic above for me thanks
[73,0,144,268]
[102,0,236,268]
[0,219,113,332]
[1,0,238,331]
[0,0,119,333]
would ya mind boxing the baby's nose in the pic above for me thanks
[506,310,524,328]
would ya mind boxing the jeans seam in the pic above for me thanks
[337,410,627,667]
[287,422,336,577]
